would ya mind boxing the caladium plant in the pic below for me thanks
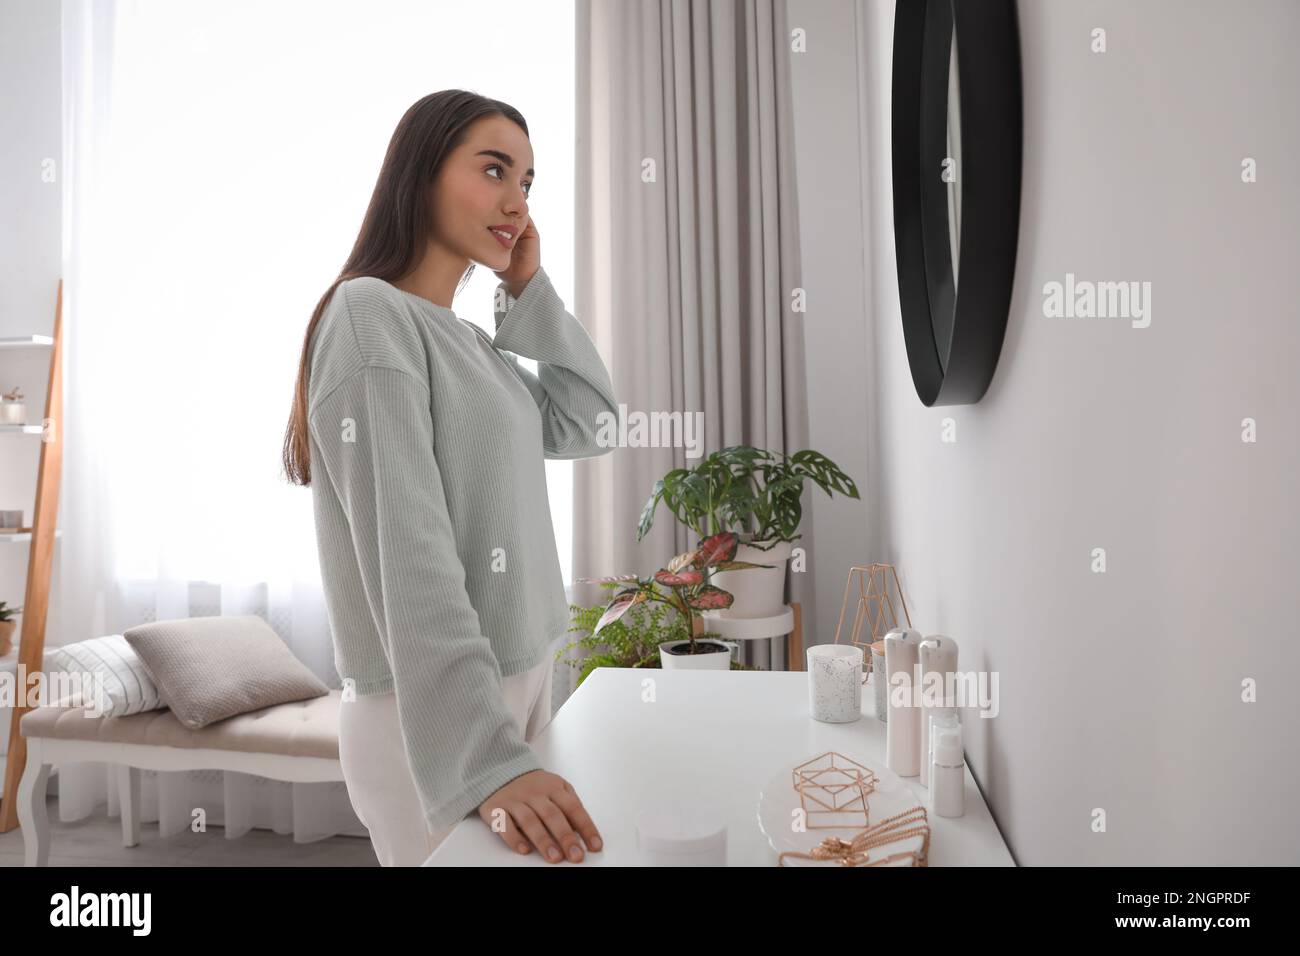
[583,531,773,656]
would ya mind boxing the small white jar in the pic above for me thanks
[634,807,727,866]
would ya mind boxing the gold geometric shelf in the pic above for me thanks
[833,564,912,654]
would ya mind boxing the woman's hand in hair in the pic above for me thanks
[493,214,540,300]
[478,768,603,863]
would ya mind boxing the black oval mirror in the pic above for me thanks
[892,0,1023,406]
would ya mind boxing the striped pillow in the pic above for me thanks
[46,634,163,716]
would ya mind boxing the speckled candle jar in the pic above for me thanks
[806,644,863,723]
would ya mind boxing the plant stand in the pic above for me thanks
[699,601,803,671]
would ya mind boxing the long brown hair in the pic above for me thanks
[281,90,529,486]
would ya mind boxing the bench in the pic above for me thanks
[18,690,345,866]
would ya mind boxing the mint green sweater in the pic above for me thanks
[306,266,617,830]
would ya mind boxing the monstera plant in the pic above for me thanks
[584,530,771,670]
[636,445,860,619]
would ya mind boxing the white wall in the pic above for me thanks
[792,0,1299,864]
[0,0,61,338]
[0,0,62,627]
[785,0,876,677]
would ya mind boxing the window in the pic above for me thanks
[93,0,577,586]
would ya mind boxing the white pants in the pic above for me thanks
[338,654,554,867]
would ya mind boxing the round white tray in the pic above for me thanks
[756,753,926,866]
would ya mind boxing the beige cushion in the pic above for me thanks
[21,689,341,760]
[123,615,329,730]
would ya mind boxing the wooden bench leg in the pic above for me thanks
[17,740,51,867]
[117,764,141,848]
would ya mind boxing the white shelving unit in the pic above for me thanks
[0,335,54,350]
[0,280,64,831]
[0,531,62,543]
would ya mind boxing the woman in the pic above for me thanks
[281,90,614,866]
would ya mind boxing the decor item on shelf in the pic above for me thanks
[0,510,23,533]
[792,751,877,828]
[806,643,864,723]
[884,627,925,776]
[0,386,25,425]
[0,601,22,656]
[918,634,959,787]
[870,640,888,722]
[834,563,912,676]
[929,719,965,818]
[582,531,766,671]
[636,445,859,619]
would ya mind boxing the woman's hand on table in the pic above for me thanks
[478,769,603,863]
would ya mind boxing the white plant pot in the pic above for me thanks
[0,403,25,425]
[658,639,736,670]
[710,535,794,619]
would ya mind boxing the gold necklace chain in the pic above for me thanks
[778,805,931,867]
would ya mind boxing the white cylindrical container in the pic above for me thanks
[806,643,863,723]
[634,808,727,866]
[884,628,925,776]
[930,724,965,818]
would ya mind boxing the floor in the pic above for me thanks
[0,794,380,866]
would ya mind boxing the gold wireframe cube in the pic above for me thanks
[792,752,879,829]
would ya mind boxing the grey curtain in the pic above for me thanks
[565,0,815,697]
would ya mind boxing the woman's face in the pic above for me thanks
[428,114,533,272]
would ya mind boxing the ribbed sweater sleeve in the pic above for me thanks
[307,363,542,831]
[492,266,618,460]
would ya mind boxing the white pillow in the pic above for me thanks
[46,634,163,716]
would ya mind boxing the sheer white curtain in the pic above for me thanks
[54,0,575,842]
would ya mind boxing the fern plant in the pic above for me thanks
[557,582,687,687]
[0,601,22,623]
